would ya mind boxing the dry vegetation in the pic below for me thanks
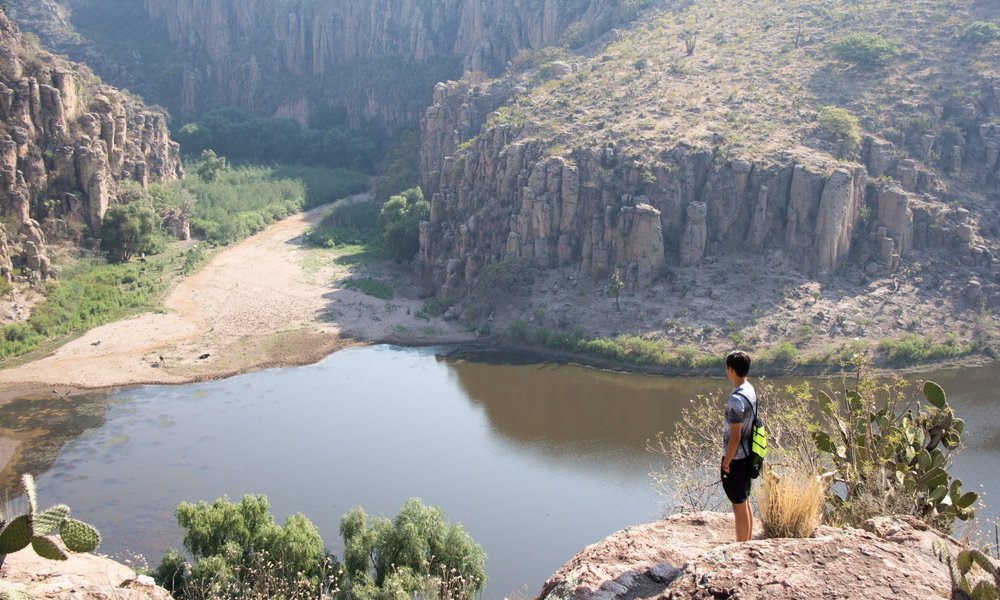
[512,0,1000,165]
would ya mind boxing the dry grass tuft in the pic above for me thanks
[758,468,824,539]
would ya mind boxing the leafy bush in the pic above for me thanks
[340,498,486,600]
[878,333,972,366]
[100,203,167,262]
[378,187,429,263]
[831,33,900,68]
[763,342,799,366]
[758,469,824,538]
[155,495,333,599]
[962,21,1000,46]
[817,106,862,155]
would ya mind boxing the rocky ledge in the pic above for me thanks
[537,511,978,600]
[0,549,172,599]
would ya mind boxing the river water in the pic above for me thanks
[0,345,996,599]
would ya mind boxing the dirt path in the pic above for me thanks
[0,200,473,390]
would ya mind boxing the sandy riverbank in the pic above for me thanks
[0,201,474,392]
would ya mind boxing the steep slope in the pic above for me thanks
[0,9,182,280]
[11,0,649,133]
[417,0,1000,365]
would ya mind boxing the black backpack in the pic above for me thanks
[733,391,766,479]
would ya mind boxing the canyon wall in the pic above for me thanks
[137,0,618,131]
[0,10,182,279]
[418,79,998,298]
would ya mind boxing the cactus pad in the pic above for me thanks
[30,535,67,561]
[21,474,37,516]
[923,381,947,409]
[0,591,36,600]
[33,505,69,536]
[60,518,101,553]
[0,515,32,554]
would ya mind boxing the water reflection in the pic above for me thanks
[0,392,110,491]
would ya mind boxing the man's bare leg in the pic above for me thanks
[733,501,752,542]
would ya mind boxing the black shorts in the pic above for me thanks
[721,457,752,504]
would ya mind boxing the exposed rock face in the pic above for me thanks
[417,76,992,300]
[137,0,617,130]
[0,11,182,266]
[0,547,174,599]
[418,82,876,297]
[537,512,976,600]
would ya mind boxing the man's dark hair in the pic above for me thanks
[726,350,751,377]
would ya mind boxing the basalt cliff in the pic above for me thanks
[416,0,1000,361]
[0,10,182,281]
[13,0,636,133]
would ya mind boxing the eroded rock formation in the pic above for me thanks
[417,78,994,301]
[137,0,619,129]
[0,11,182,275]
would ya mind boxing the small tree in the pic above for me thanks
[378,187,430,263]
[608,269,624,312]
[154,495,332,599]
[680,30,697,56]
[100,203,164,262]
[196,149,228,183]
[340,498,486,600]
[633,58,648,76]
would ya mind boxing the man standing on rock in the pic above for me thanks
[721,350,756,542]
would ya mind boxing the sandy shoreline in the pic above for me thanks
[0,201,474,395]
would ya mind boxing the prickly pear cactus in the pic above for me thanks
[0,516,32,554]
[0,474,101,564]
[935,542,1000,600]
[0,591,36,600]
[60,519,101,553]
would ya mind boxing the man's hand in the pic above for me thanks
[721,458,731,473]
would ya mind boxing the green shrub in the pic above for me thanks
[962,21,1000,46]
[765,342,799,365]
[817,106,862,154]
[378,187,429,263]
[156,495,332,599]
[878,334,972,366]
[831,33,900,68]
[340,498,486,600]
[506,319,530,342]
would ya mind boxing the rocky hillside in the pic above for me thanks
[0,8,182,281]
[418,0,1000,365]
[11,0,647,133]
[536,511,989,599]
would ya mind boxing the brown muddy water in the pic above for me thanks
[0,345,996,598]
